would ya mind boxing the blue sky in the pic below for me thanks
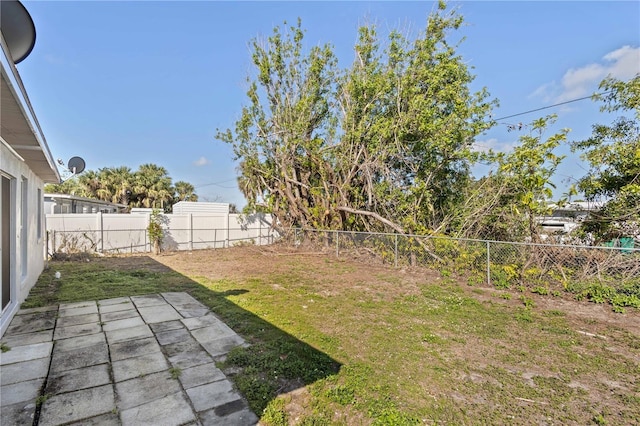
[19,1,640,207]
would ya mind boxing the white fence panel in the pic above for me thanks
[192,214,229,249]
[101,214,148,253]
[46,212,278,255]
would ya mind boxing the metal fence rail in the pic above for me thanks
[294,228,640,290]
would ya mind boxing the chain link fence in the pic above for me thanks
[294,228,640,293]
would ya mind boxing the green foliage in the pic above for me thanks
[592,412,608,425]
[493,115,568,240]
[491,263,520,289]
[169,367,182,379]
[147,209,164,254]
[571,75,640,241]
[519,295,535,309]
[566,279,640,311]
[44,164,197,212]
[0,342,10,352]
[261,398,289,426]
[325,385,356,405]
[218,4,495,234]
[531,286,549,296]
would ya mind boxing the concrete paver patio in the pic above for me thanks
[0,293,258,425]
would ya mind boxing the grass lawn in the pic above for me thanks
[27,246,640,425]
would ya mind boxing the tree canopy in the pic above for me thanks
[571,75,640,240]
[219,2,638,244]
[218,3,496,235]
[45,164,198,212]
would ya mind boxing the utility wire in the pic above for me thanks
[492,90,612,122]
[195,178,237,189]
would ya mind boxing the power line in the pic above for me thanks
[195,178,237,189]
[492,90,612,122]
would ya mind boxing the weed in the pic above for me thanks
[593,412,607,425]
[0,342,10,352]
[519,295,535,308]
[467,273,484,286]
[326,385,355,405]
[35,394,51,405]
[500,293,512,300]
[169,367,182,379]
[531,286,549,295]
[261,397,288,426]
[514,307,533,323]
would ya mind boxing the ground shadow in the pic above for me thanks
[25,255,341,418]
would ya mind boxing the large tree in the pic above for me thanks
[218,2,495,234]
[571,75,640,240]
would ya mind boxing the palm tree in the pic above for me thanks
[78,170,102,199]
[108,166,133,205]
[173,181,198,202]
[134,164,174,210]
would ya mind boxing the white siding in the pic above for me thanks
[1,143,47,336]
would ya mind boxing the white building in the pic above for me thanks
[1,1,61,336]
[538,201,605,234]
[172,201,230,214]
[44,193,128,214]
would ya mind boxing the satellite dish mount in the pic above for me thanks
[58,156,86,182]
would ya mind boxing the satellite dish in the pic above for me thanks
[67,156,86,174]
[0,0,36,64]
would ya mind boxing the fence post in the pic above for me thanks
[188,213,193,251]
[214,229,217,249]
[52,230,56,256]
[394,234,398,268]
[226,212,230,248]
[486,240,491,286]
[98,212,104,253]
[335,230,339,257]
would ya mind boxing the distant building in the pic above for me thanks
[44,194,128,214]
[538,201,604,234]
[130,208,155,214]
[172,201,229,214]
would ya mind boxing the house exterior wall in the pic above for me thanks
[0,142,46,336]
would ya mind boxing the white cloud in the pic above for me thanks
[532,45,640,103]
[193,156,210,166]
[472,138,517,154]
[603,45,640,80]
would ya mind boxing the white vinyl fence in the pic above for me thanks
[46,212,277,255]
